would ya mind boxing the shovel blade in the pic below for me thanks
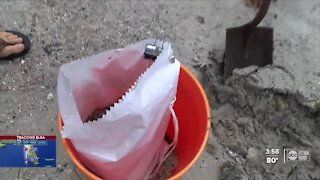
[224,27,273,79]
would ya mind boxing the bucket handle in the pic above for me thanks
[149,97,179,178]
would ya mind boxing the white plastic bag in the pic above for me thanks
[57,39,180,180]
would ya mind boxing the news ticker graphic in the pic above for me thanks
[0,135,56,167]
[265,148,311,164]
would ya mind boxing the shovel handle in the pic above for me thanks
[245,0,271,29]
[244,0,271,31]
[241,0,271,43]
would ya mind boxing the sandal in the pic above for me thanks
[0,30,31,60]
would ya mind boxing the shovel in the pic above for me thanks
[223,0,273,79]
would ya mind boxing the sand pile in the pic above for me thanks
[197,58,320,179]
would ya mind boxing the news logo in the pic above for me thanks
[287,150,298,161]
[284,148,311,163]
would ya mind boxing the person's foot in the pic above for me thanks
[0,31,25,58]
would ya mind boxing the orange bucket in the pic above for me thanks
[57,65,211,179]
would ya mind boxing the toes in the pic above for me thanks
[7,34,18,39]
[0,32,23,44]
[0,32,14,38]
[5,35,23,44]
[4,32,14,37]
[0,43,25,58]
